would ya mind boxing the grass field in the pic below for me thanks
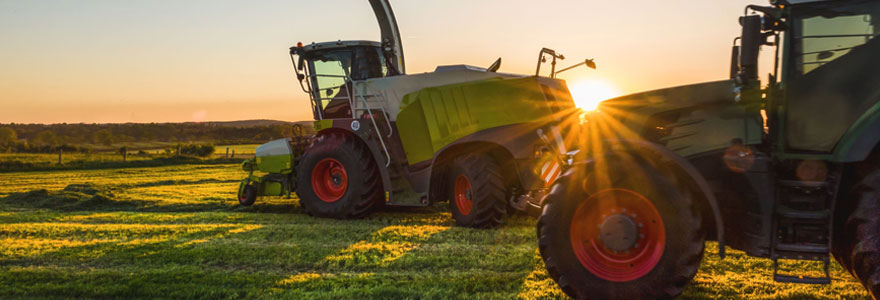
[215,144,259,158]
[0,164,872,299]
[0,152,154,165]
[215,144,259,154]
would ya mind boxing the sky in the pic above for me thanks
[0,0,767,124]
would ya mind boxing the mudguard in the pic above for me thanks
[834,101,880,162]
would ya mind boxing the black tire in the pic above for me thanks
[537,154,704,300]
[295,132,383,219]
[447,153,507,228]
[238,184,257,206]
[833,169,880,299]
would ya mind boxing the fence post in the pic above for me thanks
[58,148,63,165]
[226,147,229,159]
[231,149,235,158]
[176,145,181,157]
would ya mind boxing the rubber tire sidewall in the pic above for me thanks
[834,169,880,299]
[447,153,507,228]
[296,134,372,218]
[239,184,257,206]
[538,164,704,300]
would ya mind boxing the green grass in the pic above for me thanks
[215,144,260,156]
[0,165,872,299]
[0,153,243,173]
[0,152,154,165]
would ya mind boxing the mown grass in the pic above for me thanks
[0,165,872,299]
[0,153,243,173]
[0,152,153,165]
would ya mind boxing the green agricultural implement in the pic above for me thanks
[537,0,880,299]
[238,0,594,228]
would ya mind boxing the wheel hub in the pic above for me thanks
[599,213,638,252]
[454,175,474,215]
[569,188,666,282]
[311,158,349,203]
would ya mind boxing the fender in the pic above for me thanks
[315,120,393,193]
[429,123,548,161]
[591,139,727,258]
[423,123,551,194]
[834,100,880,162]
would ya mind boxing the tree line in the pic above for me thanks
[0,121,313,153]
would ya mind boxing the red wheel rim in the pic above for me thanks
[311,158,348,203]
[569,188,666,282]
[454,175,473,215]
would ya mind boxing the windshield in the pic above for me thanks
[791,1,880,76]
[307,50,352,111]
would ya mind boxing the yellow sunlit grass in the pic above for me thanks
[0,237,120,257]
[517,248,567,299]
[323,225,449,268]
[569,79,621,111]
[278,272,322,286]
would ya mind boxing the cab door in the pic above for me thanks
[781,2,880,155]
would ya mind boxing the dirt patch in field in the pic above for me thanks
[0,184,145,211]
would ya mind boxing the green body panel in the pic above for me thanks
[256,154,293,174]
[395,77,572,164]
[260,181,284,196]
[314,119,333,131]
[596,80,763,158]
[240,173,287,198]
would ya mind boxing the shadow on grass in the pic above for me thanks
[0,217,394,298]
[121,178,241,188]
[272,221,536,299]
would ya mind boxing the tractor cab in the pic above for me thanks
[290,41,397,120]
[734,0,880,155]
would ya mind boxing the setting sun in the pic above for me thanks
[569,80,621,111]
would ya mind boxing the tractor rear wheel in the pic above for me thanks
[447,153,507,228]
[538,155,704,300]
[295,132,383,218]
[833,168,880,299]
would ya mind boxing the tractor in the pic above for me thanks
[537,0,880,299]
[238,0,594,228]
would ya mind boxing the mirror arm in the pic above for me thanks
[555,59,597,77]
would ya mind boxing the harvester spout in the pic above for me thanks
[369,0,406,74]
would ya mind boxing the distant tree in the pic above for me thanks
[93,129,114,146]
[35,130,58,147]
[0,127,17,145]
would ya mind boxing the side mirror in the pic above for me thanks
[584,59,596,69]
[739,15,763,83]
[730,44,740,79]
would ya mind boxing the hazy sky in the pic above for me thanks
[0,0,765,124]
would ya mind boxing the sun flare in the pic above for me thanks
[569,80,621,111]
